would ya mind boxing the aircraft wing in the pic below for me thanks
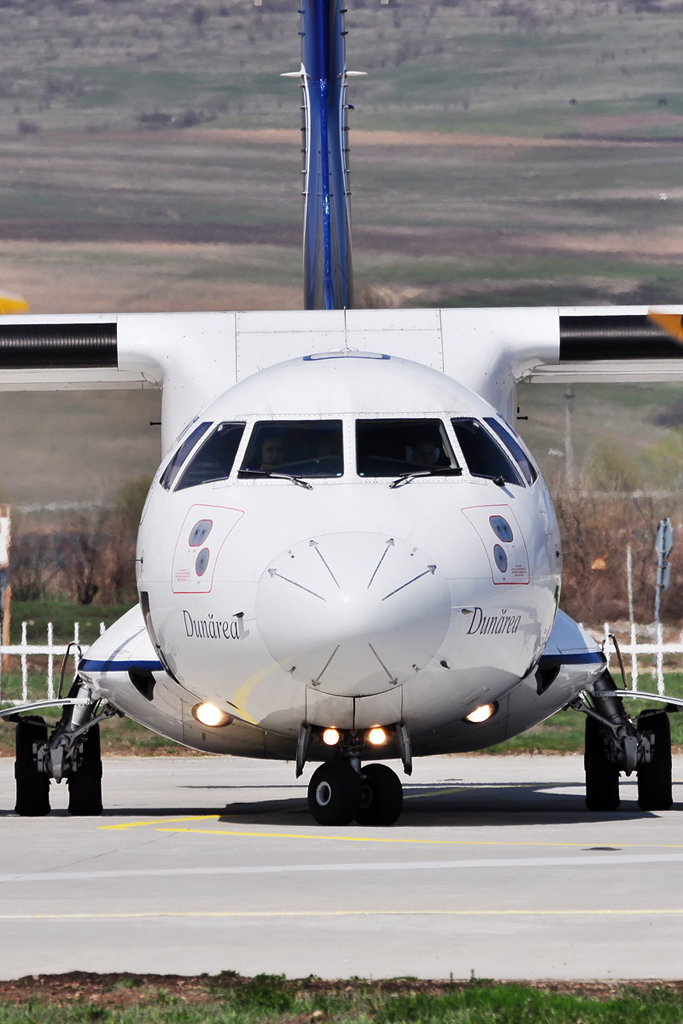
[1,306,682,444]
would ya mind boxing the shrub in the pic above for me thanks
[10,476,152,607]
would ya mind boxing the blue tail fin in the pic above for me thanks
[299,0,354,310]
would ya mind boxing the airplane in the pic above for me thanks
[2,0,683,825]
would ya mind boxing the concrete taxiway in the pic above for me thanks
[2,753,683,980]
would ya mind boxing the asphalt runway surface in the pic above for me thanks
[2,753,683,980]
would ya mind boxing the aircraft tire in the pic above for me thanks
[355,763,403,826]
[14,718,50,817]
[68,724,103,816]
[308,761,361,826]
[637,712,672,811]
[584,715,620,811]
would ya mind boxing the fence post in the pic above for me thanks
[47,622,54,700]
[626,544,638,689]
[20,620,27,702]
[656,621,665,695]
[654,518,673,696]
[73,621,80,681]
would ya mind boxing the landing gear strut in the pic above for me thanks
[308,760,403,826]
[574,669,673,812]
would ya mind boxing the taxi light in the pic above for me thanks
[192,703,232,728]
[322,728,341,746]
[465,703,497,724]
[367,727,387,746]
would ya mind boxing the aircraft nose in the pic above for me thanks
[256,532,451,697]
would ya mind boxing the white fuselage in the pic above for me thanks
[132,352,564,755]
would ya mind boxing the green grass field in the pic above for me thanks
[3,975,683,1023]
[2,2,683,517]
[4,0,683,319]
[3,0,683,138]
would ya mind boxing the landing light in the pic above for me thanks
[322,728,341,746]
[367,727,387,745]
[465,703,497,724]
[192,703,232,728]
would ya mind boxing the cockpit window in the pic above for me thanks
[239,421,343,478]
[484,417,537,486]
[451,418,523,486]
[356,419,459,477]
[175,422,246,491]
[160,421,211,491]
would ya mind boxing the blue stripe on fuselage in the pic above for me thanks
[538,652,605,667]
[79,658,164,673]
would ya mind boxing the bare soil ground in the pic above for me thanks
[1,973,683,1007]
[0,240,301,314]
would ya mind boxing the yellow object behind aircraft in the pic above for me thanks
[0,292,29,314]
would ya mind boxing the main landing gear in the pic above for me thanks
[573,670,673,812]
[308,760,404,826]
[10,680,116,817]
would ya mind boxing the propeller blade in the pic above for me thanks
[647,310,683,343]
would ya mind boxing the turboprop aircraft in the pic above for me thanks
[2,1,683,825]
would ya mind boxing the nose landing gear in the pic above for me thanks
[356,763,403,826]
[307,760,403,826]
[308,761,361,825]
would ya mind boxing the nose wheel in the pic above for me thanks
[356,763,403,826]
[307,761,403,826]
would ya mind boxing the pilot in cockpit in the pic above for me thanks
[259,432,285,472]
[412,437,439,466]
[410,432,448,468]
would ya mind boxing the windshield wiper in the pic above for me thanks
[389,466,462,489]
[239,468,313,490]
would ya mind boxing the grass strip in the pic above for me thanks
[4,974,683,1023]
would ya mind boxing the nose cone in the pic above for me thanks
[256,532,451,696]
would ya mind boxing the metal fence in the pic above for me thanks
[0,621,106,705]
[601,623,683,696]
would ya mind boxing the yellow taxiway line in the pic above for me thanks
[149,827,683,849]
[100,817,683,848]
[98,817,683,849]
[101,815,221,831]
